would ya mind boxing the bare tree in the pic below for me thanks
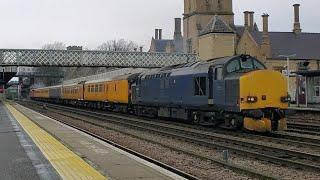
[97,39,141,52]
[42,42,66,50]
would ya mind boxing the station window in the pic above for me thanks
[314,86,320,97]
[194,77,207,96]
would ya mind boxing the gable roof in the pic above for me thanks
[200,15,234,36]
[235,26,245,37]
[249,31,320,60]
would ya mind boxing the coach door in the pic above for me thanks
[208,66,214,105]
[212,66,225,107]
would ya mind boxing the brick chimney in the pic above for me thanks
[155,29,159,40]
[293,4,302,34]
[158,29,162,40]
[249,11,255,31]
[244,11,250,29]
[174,18,182,39]
[261,14,271,58]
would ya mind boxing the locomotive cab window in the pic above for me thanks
[194,77,207,96]
[253,60,265,69]
[227,60,240,73]
[226,57,266,74]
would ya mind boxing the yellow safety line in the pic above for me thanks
[5,103,106,180]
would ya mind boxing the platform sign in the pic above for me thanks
[282,70,296,77]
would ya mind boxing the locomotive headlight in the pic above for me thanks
[247,96,258,103]
[281,96,291,103]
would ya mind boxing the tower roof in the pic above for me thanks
[199,15,234,36]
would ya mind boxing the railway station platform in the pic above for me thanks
[0,101,184,180]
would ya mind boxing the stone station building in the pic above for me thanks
[149,1,320,102]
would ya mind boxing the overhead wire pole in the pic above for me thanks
[278,54,296,98]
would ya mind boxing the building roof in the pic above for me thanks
[250,31,320,60]
[200,15,234,36]
[296,70,320,77]
[152,39,173,52]
[235,26,245,37]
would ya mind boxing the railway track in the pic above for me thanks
[287,122,320,135]
[19,101,320,173]
[16,101,277,180]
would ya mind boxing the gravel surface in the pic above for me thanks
[46,110,255,180]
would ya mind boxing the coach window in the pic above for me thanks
[95,85,98,92]
[194,77,207,96]
[98,84,102,92]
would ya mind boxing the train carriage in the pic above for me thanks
[31,87,50,100]
[83,73,140,112]
[62,83,84,102]
[48,85,62,102]
[84,79,108,102]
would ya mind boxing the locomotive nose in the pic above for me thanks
[239,70,288,132]
[239,70,289,110]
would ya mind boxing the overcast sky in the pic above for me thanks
[0,0,317,50]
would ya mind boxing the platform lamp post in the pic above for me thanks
[278,54,296,99]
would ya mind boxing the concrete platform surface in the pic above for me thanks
[10,102,185,180]
[6,102,105,180]
[0,102,60,180]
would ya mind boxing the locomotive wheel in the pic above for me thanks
[192,112,200,124]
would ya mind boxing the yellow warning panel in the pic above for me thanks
[5,103,106,180]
